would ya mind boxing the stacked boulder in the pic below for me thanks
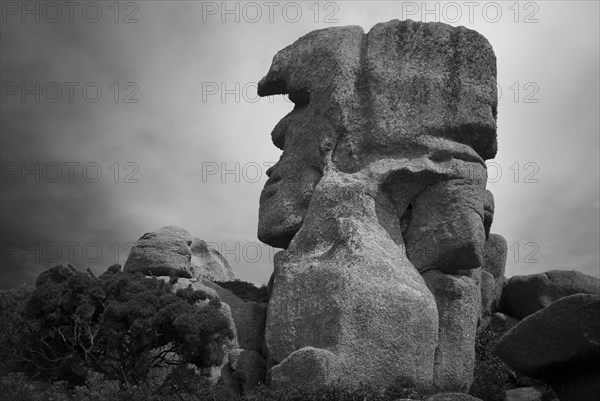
[253,18,600,399]
[123,225,267,393]
[256,19,498,393]
[124,225,235,281]
[493,272,600,399]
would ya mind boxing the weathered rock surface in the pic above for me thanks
[495,294,600,400]
[190,238,235,281]
[483,234,507,279]
[265,169,439,390]
[423,270,480,392]
[269,347,338,392]
[257,19,497,252]
[123,226,236,281]
[483,190,494,238]
[479,234,507,317]
[503,270,600,319]
[405,181,486,273]
[203,280,267,352]
[257,19,498,392]
[124,226,194,278]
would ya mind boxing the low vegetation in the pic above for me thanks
[0,265,235,399]
[214,279,269,303]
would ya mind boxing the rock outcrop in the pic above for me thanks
[124,225,194,278]
[123,226,236,281]
[203,280,267,352]
[480,234,507,317]
[191,238,235,281]
[257,19,498,392]
[423,270,480,392]
[495,294,600,400]
[503,270,600,319]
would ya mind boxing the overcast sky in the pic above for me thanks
[1,1,598,289]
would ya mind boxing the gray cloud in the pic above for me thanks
[1,1,598,289]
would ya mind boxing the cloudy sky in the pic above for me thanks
[1,0,598,289]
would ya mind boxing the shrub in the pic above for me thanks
[0,285,35,376]
[240,377,431,401]
[470,325,517,401]
[0,372,70,401]
[19,265,235,387]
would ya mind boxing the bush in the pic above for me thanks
[213,279,268,303]
[18,265,235,387]
[239,377,431,401]
[0,372,69,401]
[0,285,35,376]
[470,325,517,401]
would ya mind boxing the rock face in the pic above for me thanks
[423,270,480,391]
[257,19,498,392]
[483,190,494,239]
[503,270,600,319]
[123,226,235,281]
[190,238,235,281]
[495,294,600,400]
[480,234,507,316]
[203,280,267,352]
[124,226,194,278]
[266,170,440,389]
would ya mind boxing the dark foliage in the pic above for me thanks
[8,265,234,387]
[470,325,517,401]
[213,279,269,303]
[0,285,35,375]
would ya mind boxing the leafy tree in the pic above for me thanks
[0,285,34,375]
[20,265,235,387]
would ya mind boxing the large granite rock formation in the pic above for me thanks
[503,270,600,319]
[124,226,235,281]
[495,294,600,400]
[266,169,440,389]
[257,19,498,392]
[124,226,194,278]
